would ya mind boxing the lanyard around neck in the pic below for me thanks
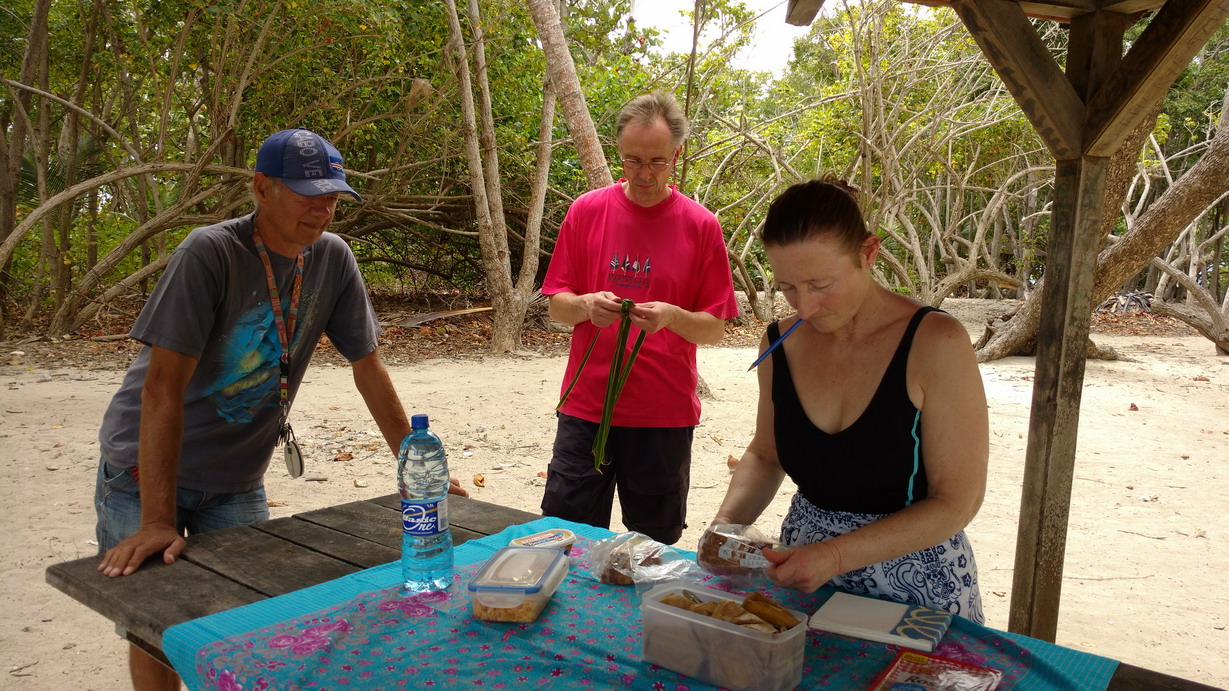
[250,223,304,417]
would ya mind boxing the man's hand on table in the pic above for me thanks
[98,523,186,577]
[98,480,467,577]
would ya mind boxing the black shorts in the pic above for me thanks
[540,413,693,544]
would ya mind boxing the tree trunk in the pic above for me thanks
[0,0,52,338]
[678,0,705,193]
[0,162,248,270]
[445,0,551,353]
[1094,94,1229,301]
[49,0,103,325]
[1151,299,1229,353]
[48,182,242,335]
[525,0,613,191]
[1147,255,1229,354]
[87,188,99,269]
[974,104,1167,360]
[978,98,1229,361]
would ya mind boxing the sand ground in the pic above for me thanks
[1,299,1226,689]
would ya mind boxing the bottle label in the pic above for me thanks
[402,499,449,536]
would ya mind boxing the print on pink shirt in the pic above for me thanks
[608,250,652,290]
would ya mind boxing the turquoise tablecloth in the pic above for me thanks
[163,518,1118,690]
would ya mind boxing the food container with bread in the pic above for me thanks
[641,581,807,691]
[467,546,569,623]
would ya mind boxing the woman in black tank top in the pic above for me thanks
[705,177,990,622]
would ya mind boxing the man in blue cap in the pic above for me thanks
[92,128,466,690]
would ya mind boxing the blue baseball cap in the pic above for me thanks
[255,128,362,202]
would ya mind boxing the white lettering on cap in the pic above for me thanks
[310,179,339,193]
[290,130,324,178]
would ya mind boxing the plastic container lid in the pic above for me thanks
[467,546,568,609]
[510,528,576,554]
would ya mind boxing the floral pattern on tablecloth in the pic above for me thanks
[193,537,1034,690]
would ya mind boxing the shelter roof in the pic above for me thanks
[787,0,1167,25]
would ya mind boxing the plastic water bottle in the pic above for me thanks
[399,413,454,592]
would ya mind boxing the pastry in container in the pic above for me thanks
[468,546,569,623]
[641,582,806,691]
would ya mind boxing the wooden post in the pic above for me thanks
[934,0,1228,644]
[1008,155,1108,640]
[1007,9,1124,641]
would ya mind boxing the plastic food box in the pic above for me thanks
[640,581,807,691]
[467,546,569,623]
[509,528,577,555]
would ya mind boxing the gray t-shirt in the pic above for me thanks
[98,213,379,492]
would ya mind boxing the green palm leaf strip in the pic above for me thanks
[555,329,598,411]
[554,299,646,471]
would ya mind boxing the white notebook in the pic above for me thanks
[808,592,952,652]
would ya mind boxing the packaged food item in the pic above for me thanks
[580,532,705,588]
[467,546,569,623]
[641,582,807,691]
[593,532,664,585]
[869,649,1002,690]
[696,523,775,576]
[509,528,576,555]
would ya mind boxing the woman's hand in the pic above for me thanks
[763,541,844,593]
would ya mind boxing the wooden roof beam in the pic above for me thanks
[898,1,1164,22]
[787,1,1171,25]
[1083,0,1229,156]
[949,1,1085,159]
[786,1,1091,24]
[786,0,826,26]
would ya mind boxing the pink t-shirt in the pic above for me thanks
[542,182,739,427]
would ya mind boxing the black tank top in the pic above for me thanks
[771,307,937,514]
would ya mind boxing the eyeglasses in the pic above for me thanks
[620,158,672,172]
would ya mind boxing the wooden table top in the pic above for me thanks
[45,493,1217,690]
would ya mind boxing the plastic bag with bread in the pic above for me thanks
[696,523,776,578]
[585,531,701,586]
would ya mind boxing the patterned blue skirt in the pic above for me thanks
[780,493,985,623]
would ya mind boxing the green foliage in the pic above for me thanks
[6,0,1227,330]
[1146,21,1229,157]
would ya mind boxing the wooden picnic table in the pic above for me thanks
[46,493,1217,690]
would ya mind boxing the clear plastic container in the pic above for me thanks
[467,546,569,623]
[640,581,807,691]
[509,528,576,555]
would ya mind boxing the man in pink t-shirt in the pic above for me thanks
[540,91,739,544]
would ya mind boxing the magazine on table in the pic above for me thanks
[868,649,1002,690]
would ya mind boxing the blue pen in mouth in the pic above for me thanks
[747,318,805,371]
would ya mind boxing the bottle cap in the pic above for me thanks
[411,413,429,430]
